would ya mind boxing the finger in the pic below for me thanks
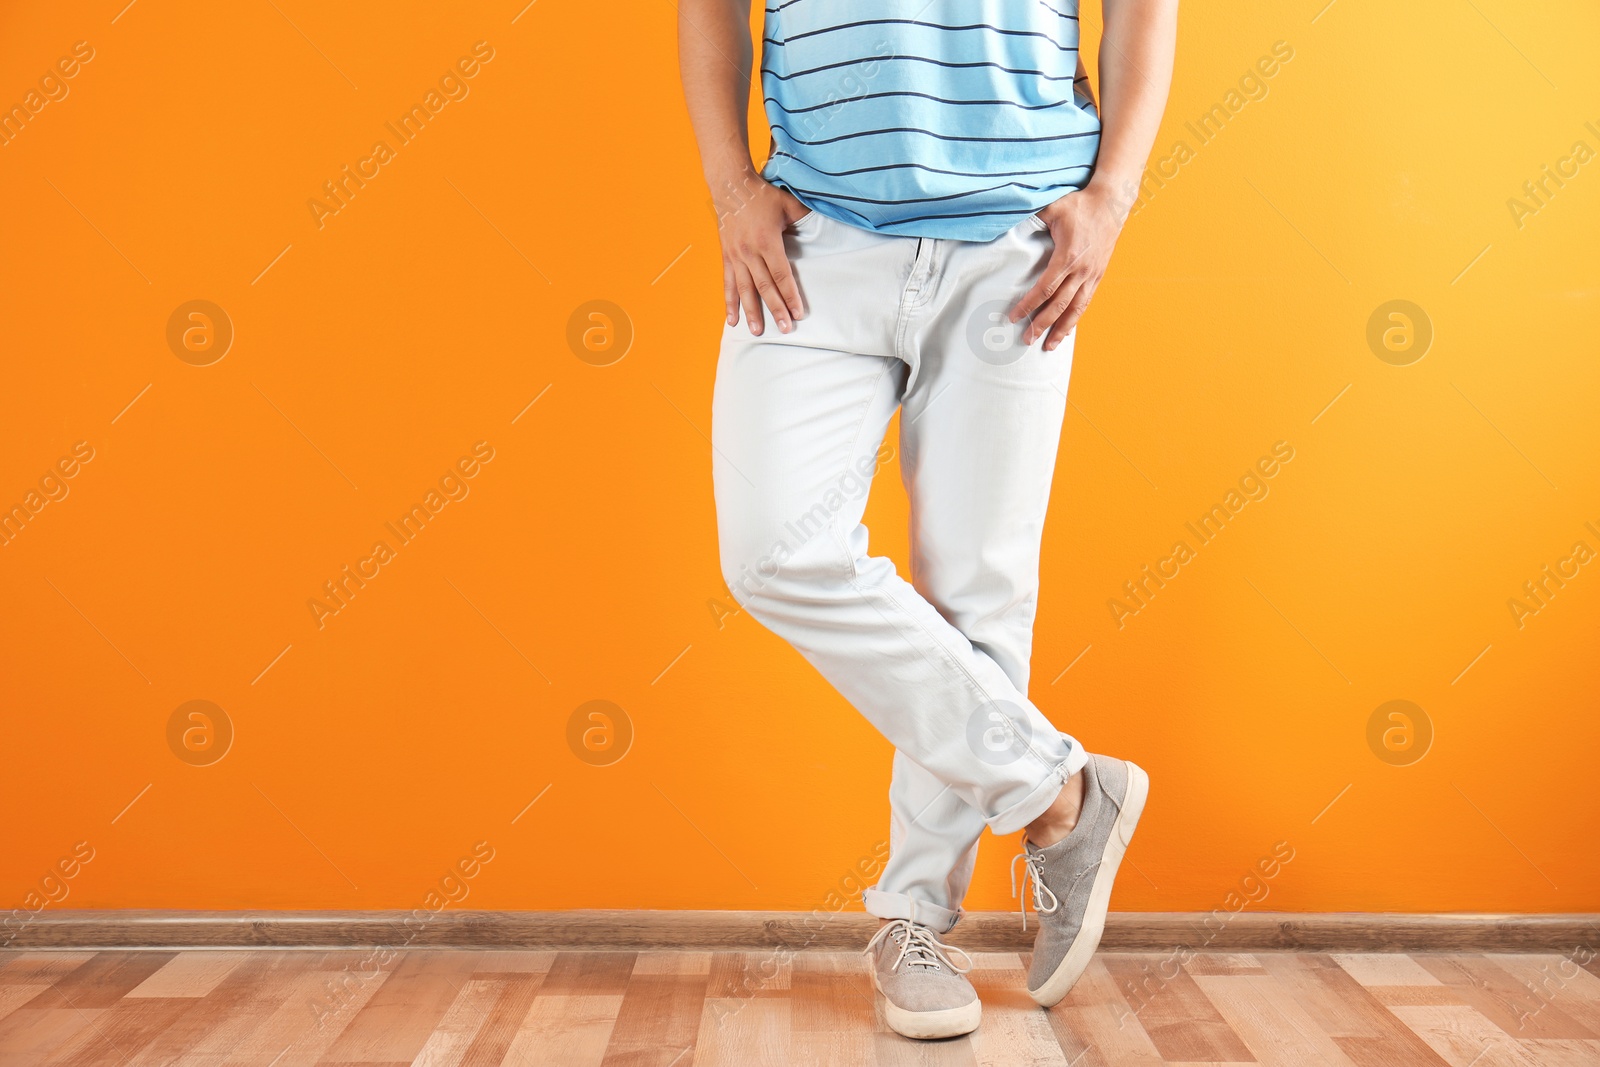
[1010,256,1069,332]
[1025,238,1105,342]
[1027,274,1084,348]
[1012,242,1087,335]
[1017,239,1097,321]
[1043,279,1096,350]
[746,253,795,333]
[1047,279,1098,349]
[764,247,805,321]
[734,263,766,336]
[723,261,739,326]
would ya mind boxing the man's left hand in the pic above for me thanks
[1008,183,1132,351]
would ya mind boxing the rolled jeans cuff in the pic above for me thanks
[987,740,1090,837]
[861,888,962,935]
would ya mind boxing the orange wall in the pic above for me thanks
[2,0,1596,921]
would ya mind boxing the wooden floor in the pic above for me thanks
[2,948,1598,1066]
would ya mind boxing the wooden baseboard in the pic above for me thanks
[5,910,1595,953]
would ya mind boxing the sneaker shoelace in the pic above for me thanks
[863,918,973,975]
[1011,848,1061,932]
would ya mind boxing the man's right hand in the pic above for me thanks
[715,176,810,336]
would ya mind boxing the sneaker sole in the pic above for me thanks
[1027,759,1150,1008]
[872,972,982,1040]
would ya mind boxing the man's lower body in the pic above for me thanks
[711,208,1147,1038]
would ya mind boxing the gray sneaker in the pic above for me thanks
[1012,754,1150,1007]
[864,917,981,1039]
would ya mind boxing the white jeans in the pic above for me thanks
[712,209,1089,934]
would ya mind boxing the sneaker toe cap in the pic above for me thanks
[878,971,978,1013]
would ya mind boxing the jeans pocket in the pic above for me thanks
[786,208,820,235]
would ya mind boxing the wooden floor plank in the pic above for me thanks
[316,949,480,1063]
[1259,952,1454,1066]
[1046,958,1167,1067]
[792,1031,877,1065]
[1521,1038,1600,1066]
[1491,952,1600,1037]
[502,994,624,1067]
[1331,953,1445,989]
[789,952,874,1034]
[1183,954,1268,977]
[0,1007,109,1064]
[966,952,1024,971]
[126,950,252,999]
[696,995,789,1067]
[468,951,556,974]
[0,982,49,1025]
[1367,985,1469,1008]
[705,953,749,999]
[29,951,178,1009]
[46,996,195,1066]
[540,952,639,998]
[964,955,1070,1066]
[144,951,319,1066]
[1388,1004,1548,1067]
[1193,973,1359,1067]
[706,950,790,1003]
[600,972,710,1066]
[0,952,94,984]
[1254,953,1382,1041]
[1416,953,1598,1041]
[632,951,713,976]
[221,954,389,1067]
[1101,953,1255,1063]
[408,976,503,1067]
[457,973,543,1067]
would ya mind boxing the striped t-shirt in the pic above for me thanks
[759,1,1101,242]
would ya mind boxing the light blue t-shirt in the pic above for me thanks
[760,0,1102,242]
